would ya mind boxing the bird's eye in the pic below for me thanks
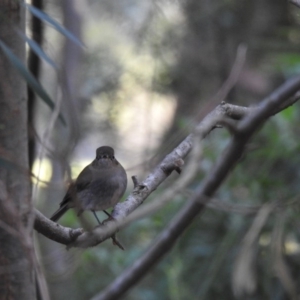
[112,156,115,159]
[97,154,111,159]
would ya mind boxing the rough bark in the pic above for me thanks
[0,1,35,299]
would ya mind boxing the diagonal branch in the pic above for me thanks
[33,87,300,249]
[91,76,300,300]
[33,102,245,247]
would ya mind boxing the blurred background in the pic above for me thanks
[31,0,300,299]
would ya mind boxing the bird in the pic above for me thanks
[50,146,127,224]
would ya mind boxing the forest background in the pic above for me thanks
[0,0,300,299]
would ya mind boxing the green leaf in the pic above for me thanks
[0,40,66,125]
[18,31,57,69]
[24,3,85,48]
[279,106,295,121]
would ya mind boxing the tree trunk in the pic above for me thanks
[0,1,35,299]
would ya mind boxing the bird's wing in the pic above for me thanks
[59,184,74,207]
[59,165,93,207]
[75,165,93,191]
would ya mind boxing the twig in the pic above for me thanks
[211,44,247,103]
[232,203,275,297]
[272,211,297,300]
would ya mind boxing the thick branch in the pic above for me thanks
[33,103,227,246]
[92,77,300,300]
[34,209,83,244]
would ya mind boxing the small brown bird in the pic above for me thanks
[50,146,127,224]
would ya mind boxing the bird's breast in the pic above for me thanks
[77,167,127,211]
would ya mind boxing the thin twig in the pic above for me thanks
[232,203,275,297]
[272,211,297,300]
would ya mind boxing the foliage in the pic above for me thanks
[21,0,300,299]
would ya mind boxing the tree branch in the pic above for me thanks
[34,209,83,244]
[33,86,300,249]
[35,102,241,248]
[91,76,300,300]
[33,102,242,247]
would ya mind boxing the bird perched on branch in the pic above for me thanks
[50,146,127,224]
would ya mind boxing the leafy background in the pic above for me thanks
[15,0,300,299]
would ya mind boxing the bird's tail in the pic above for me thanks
[50,204,69,222]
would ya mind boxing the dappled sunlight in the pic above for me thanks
[285,237,300,255]
[32,158,53,187]
[118,92,176,162]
